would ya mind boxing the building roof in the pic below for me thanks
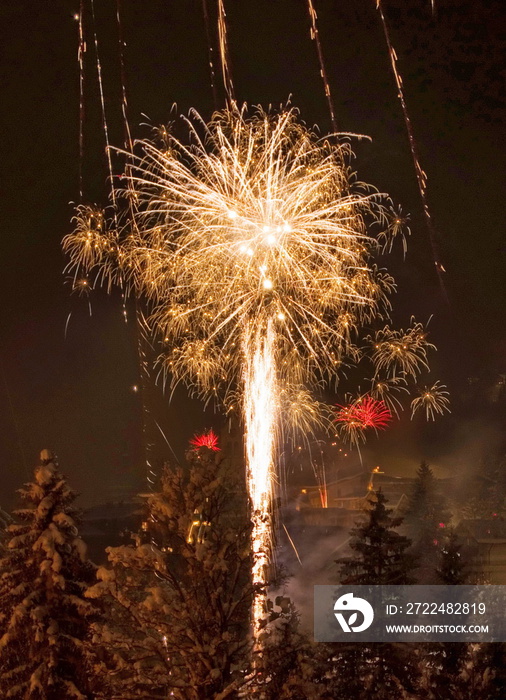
[456,519,506,544]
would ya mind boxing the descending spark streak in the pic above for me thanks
[90,0,116,209]
[115,0,133,153]
[201,0,219,109]
[217,0,235,103]
[282,523,302,566]
[243,320,277,633]
[77,0,85,200]
[376,1,447,300]
[306,0,338,133]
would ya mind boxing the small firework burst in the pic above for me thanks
[378,205,410,255]
[73,276,92,296]
[369,321,435,379]
[336,395,392,429]
[335,395,392,445]
[278,385,333,438]
[369,374,408,417]
[189,429,221,451]
[411,381,450,421]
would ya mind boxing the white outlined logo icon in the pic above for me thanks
[334,592,374,632]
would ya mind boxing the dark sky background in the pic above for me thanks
[1,0,505,510]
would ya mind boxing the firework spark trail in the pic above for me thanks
[115,0,133,153]
[90,0,116,209]
[243,320,277,633]
[201,0,220,109]
[77,0,85,200]
[64,106,440,645]
[217,0,235,103]
[376,1,447,300]
[306,0,338,133]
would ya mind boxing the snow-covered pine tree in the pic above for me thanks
[337,488,414,585]
[473,643,506,700]
[423,530,470,699]
[332,489,420,700]
[87,446,254,699]
[436,528,467,585]
[405,461,452,584]
[255,595,327,699]
[0,450,99,699]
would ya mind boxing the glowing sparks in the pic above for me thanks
[411,381,450,421]
[369,321,435,379]
[243,321,277,628]
[279,385,332,438]
[335,395,392,445]
[63,105,442,641]
[64,106,402,401]
[369,374,408,417]
[349,396,392,429]
[189,429,221,451]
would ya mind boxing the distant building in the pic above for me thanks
[455,519,506,584]
[293,466,412,529]
[277,464,415,577]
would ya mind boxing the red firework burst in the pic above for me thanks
[189,429,221,451]
[335,396,392,431]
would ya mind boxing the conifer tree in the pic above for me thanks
[424,530,470,700]
[333,489,420,700]
[257,596,327,699]
[436,528,467,585]
[0,450,99,699]
[473,643,506,700]
[338,489,414,585]
[405,461,452,583]
[87,446,254,699]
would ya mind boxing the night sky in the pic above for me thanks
[1,0,505,509]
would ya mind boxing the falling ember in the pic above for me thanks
[243,320,277,633]
[189,428,221,451]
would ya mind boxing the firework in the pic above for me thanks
[369,374,408,417]
[377,205,410,255]
[189,429,221,451]
[411,381,450,421]
[65,107,400,397]
[243,320,276,626]
[368,321,435,379]
[64,105,435,638]
[278,385,333,439]
[335,395,392,445]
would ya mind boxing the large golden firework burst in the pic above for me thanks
[64,106,429,419]
[64,105,445,637]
